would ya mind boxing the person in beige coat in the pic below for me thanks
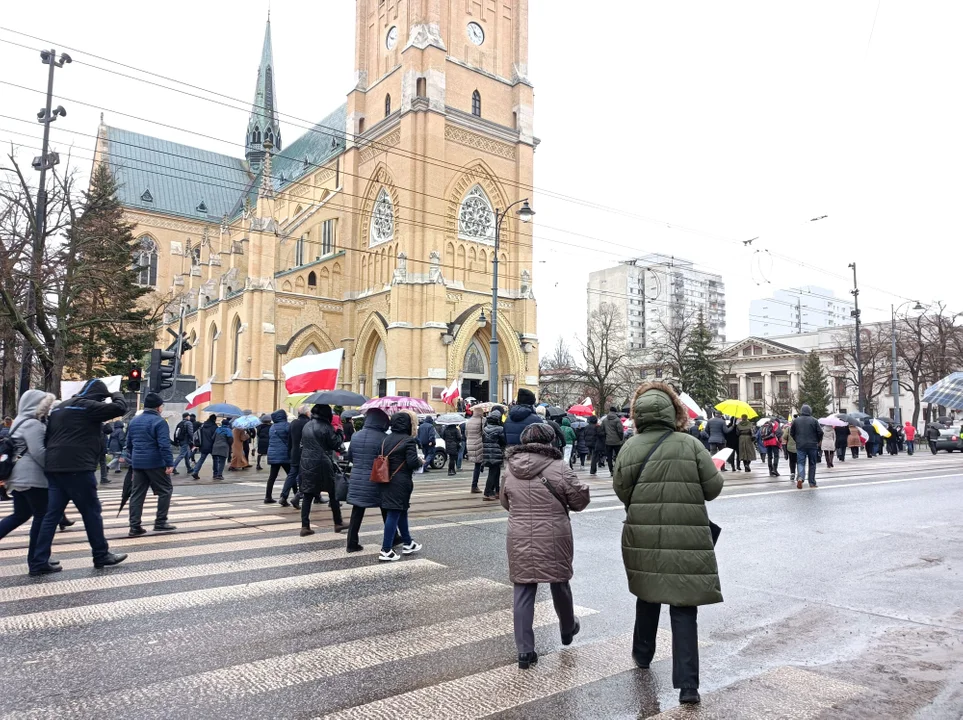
[500,422,590,669]
[820,424,836,467]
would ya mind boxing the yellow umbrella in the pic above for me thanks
[284,393,310,408]
[872,419,892,438]
[714,399,759,419]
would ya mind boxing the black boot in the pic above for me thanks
[680,688,701,704]
[518,651,538,669]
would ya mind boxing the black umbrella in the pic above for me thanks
[116,466,134,518]
[340,409,361,420]
[544,405,564,418]
[835,413,859,426]
[304,390,368,407]
[849,411,871,420]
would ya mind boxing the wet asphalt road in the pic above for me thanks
[0,451,960,719]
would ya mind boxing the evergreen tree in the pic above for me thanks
[798,351,832,417]
[64,165,156,378]
[682,312,722,412]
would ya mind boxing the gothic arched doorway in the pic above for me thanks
[461,338,489,402]
[372,341,387,398]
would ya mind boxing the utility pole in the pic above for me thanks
[848,262,865,414]
[890,304,900,426]
[18,49,71,396]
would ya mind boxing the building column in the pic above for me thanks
[790,371,800,394]
[737,373,747,402]
[763,372,772,404]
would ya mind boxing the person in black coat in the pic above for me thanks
[724,418,740,472]
[833,424,849,462]
[191,415,218,479]
[378,410,423,562]
[281,407,310,508]
[482,410,507,500]
[585,416,605,475]
[442,424,462,476]
[298,404,345,536]
[255,415,272,470]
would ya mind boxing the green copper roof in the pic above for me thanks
[103,126,252,222]
[270,104,347,190]
[246,17,282,162]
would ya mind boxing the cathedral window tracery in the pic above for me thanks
[133,236,158,287]
[458,185,495,244]
[370,187,394,246]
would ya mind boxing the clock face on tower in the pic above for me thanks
[386,26,398,50]
[467,22,484,46]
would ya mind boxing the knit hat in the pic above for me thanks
[520,422,555,446]
[144,393,163,409]
[516,388,536,406]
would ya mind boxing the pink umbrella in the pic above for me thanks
[819,416,848,427]
[568,404,594,417]
[360,396,434,415]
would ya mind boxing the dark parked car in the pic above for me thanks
[935,426,963,452]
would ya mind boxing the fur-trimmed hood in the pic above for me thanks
[630,381,689,433]
[505,442,563,480]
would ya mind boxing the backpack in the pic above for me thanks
[192,428,202,446]
[370,438,405,484]
[0,420,28,482]
[173,421,187,444]
[761,422,774,441]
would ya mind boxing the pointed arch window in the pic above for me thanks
[265,127,274,147]
[251,127,261,145]
[385,94,391,117]
[458,185,495,244]
[307,271,317,287]
[471,90,481,117]
[133,236,158,287]
[303,343,320,356]
[231,316,243,375]
[190,246,201,266]
[295,234,306,266]
[369,187,394,246]
[464,340,487,376]
[209,323,219,379]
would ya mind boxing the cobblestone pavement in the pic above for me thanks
[0,452,960,718]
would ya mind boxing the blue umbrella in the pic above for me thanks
[922,372,963,410]
[203,403,243,417]
[232,415,261,429]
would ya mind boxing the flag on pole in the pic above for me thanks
[711,448,733,470]
[678,391,704,420]
[441,379,460,406]
[185,381,212,410]
[581,397,593,407]
[281,348,344,394]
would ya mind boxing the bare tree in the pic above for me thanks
[576,302,631,410]
[539,336,582,408]
[648,308,698,383]
[834,324,893,415]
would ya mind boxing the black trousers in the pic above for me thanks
[633,599,699,689]
[484,463,501,497]
[471,462,483,489]
[265,463,290,500]
[129,468,173,529]
[606,444,621,473]
[590,446,606,474]
[301,492,342,527]
[346,505,396,549]
[851,446,860,458]
[448,453,457,474]
[787,451,797,476]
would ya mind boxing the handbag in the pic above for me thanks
[333,465,348,502]
[370,439,404,484]
[623,430,674,509]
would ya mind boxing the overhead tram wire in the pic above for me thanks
[0,113,875,309]
[0,35,918,305]
[0,28,757,229]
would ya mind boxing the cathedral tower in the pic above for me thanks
[245,16,283,171]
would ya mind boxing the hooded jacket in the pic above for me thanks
[288,412,310,466]
[212,422,233,457]
[504,404,542,446]
[482,411,507,465]
[613,381,724,607]
[346,409,390,508]
[442,424,462,455]
[107,421,126,454]
[499,442,590,584]
[267,409,291,465]
[602,411,625,446]
[7,389,55,491]
[256,418,272,455]
[584,416,603,451]
[380,411,422,511]
[299,405,342,496]
[416,417,437,449]
[790,405,822,450]
[465,411,485,465]
[821,424,836,452]
[44,379,128,473]
[560,418,577,447]
[125,408,174,470]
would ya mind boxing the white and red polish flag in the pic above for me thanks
[711,448,733,470]
[185,382,212,410]
[282,348,344,394]
[441,379,460,406]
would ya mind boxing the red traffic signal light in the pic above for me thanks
[127,366,143,393]
[130,368,141,380]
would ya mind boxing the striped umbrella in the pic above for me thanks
[922,372,963,410]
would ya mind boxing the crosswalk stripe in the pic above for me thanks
[2,507,260,537]
[0,519,290,559]
[0,558,443,635]
[0,544,381,604]
[642,666,864,719]
[0,600,598,719]
[321,631,662,720]
[0,577,505,673]
[0,532,354,577]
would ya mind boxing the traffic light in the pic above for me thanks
[127,366,142,393]
[148,348,177,393]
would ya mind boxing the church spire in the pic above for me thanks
[245,15,281,171]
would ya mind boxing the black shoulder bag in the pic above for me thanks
[622,430,674,510]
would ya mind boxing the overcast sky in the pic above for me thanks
[2,1,959,357]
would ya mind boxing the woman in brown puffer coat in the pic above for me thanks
[500,422,590,670]
[465,406,488,494]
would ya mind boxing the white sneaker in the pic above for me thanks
[402,541,422,555]
[379,549,401,562]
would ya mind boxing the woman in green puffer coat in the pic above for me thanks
[613,381,724,706]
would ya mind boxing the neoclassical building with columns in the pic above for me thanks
[93,1,540,411]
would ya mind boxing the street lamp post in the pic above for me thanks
[489,199,534,403]
[890,300,924,427]
[848,262,865,414]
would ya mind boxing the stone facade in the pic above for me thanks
[93,2,539,412]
